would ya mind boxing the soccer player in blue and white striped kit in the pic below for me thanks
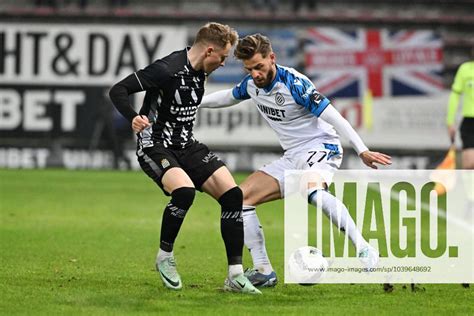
[200,34,392,287]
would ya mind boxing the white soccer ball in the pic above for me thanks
[288,246,328,284]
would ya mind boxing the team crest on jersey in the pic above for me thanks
[161,159,170,168]
[275,92,285,106]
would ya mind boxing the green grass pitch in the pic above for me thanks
[0,169,472,315]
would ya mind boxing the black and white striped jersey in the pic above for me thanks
[110,48,206,149]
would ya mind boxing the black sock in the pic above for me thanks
[219,187,244,265]
[159,187,195,252]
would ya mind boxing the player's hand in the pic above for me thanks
[447,125,456,144]
[132,115,151,133]
[359,151,392,169]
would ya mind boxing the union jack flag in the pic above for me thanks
[304,28,444,98]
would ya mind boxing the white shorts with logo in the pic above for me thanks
[260,141,343,197]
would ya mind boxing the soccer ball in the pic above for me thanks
[288,246,328,285]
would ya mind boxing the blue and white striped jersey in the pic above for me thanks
[232,65,339,151]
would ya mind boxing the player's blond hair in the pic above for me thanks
[194,22,238,48]
[234,33,273,60]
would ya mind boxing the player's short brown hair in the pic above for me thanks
[234,34,273,60]
[194,22,238,48]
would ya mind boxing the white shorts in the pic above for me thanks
[260,141,343,197]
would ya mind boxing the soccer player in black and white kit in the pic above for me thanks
[109,23,260,294]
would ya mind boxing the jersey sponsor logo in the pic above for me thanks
[256,103,286,121]
[169,105,198,122]
[275,92,285,106]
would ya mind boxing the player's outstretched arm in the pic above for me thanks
[319,104,391,169]
[200,88,242,109]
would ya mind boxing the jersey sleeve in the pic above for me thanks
[135,59,171,90]
[447,63,465,125]
[200,89,240,108]
[109,75,139,122]
[451,63,465,94]
[232,75,252,100]
[290,76,330,117]
[320,104,369,155]
[108,59,171,122]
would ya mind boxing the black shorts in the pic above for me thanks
[137,141,226,195]
[460,118,474,149]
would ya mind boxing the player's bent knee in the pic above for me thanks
[171,187,196,210]
[243,197,254,206]
[243,196,260,207]
[239,185,255,206]
[242,190,254,206]
[218,186,243,209]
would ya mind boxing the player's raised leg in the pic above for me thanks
[240,171,281,287]
[202,166,261,294]
[307,180,379,269]
[299,145,379,269]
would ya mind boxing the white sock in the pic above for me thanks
[156,248,173,263]
[243,205,274,274]
[309,189,368,252]
[228,264,244,278]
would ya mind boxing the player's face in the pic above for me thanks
[242,52,276,88]
[203,42,232,74]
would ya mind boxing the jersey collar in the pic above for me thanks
[185,46,201,74]
[263,64,282,93]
